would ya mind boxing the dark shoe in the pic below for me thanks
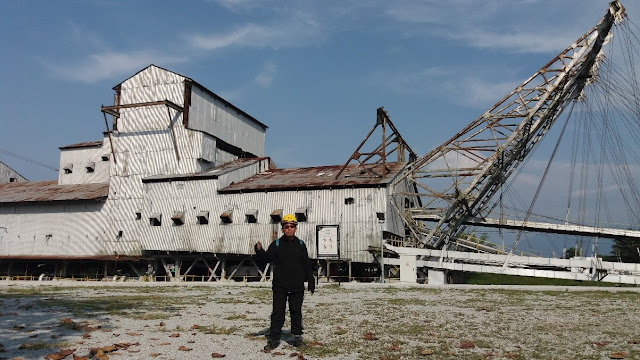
[264,339,280,351]
[292,335,305,348]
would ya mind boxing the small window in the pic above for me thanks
[171,211,185,226]
[117,230,123,239]
[150,213,162,226]
[295,207,308,222]
[197,211,210,225]
[85,162,95,173]
[270,209,283,223]
[63,164,73,174]
[220,210,233,224]
[135,211,142,220]
[9,177,17,182]
[101,154,110,161]
[245,209,258,223]
[376,212,385,221]
[345,197,354,205]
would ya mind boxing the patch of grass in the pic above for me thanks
[464,272,635,287]
[225,314,247,321]
[196,324,238,335]
[129,312,167,320]
[17,340,71,350]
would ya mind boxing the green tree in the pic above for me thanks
[610,231,640,263]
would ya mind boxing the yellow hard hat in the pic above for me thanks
[281,214,298,226]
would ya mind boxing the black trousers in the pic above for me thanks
[270,290,304,339]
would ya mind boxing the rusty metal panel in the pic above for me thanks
[0,181,109,203]
[219,162,405,193]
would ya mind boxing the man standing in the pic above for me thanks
[255,214,315,350]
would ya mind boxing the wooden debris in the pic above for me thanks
[363,332,378,340]
[460,341,476,349]
[44,349,75,360]
[610,351,628,359]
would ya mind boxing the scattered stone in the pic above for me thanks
[169,333,180,338]
[211,352,226,358]
[178,345,192,351]
[420,349,434,356]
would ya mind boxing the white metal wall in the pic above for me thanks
[0,163,27,183]
[140,178,392,263]
[58,144,110,185]
[0,201,141,257]
[188,86,266,157]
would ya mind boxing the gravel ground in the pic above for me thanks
[0,280,639,360]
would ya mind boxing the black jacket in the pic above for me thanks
[255,236,315,293]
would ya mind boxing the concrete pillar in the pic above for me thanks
[173,259,182,282]
[220,259,227,281]
[399,254,417,283]
[428,270,446,285]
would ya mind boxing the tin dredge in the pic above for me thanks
[1,1,639,284]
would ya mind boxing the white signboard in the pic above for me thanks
[316,225,339,258]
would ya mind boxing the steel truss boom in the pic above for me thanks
[390,1,627,249]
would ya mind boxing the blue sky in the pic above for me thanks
[3,0,635,181]
[1,0,638,256]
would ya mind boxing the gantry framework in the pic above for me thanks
[389,1,627,250]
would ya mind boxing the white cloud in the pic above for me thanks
[46,50,186,83]
[188,16,321,51]
[383,0,595,54]
[448,30,576,54]
[255,62,277,88]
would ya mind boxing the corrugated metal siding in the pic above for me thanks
[0,201,141,257]
[140,178,389,263]
[58,145,110,185]
[189,86,265,157]
[0,162,27,183]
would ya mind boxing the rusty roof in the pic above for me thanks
[0,180,109,203]
[143,157,271,183]
[59,140,103,149]
[219,162,405,193]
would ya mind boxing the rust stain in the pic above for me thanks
[0,180,109,203]
[219,162,405,193]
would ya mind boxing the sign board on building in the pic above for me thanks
[316,225,339,258]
